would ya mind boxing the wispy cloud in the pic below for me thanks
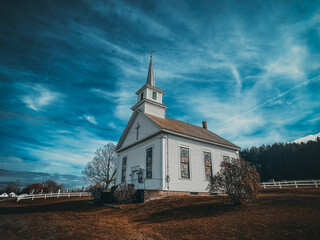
[21,84,61,111]
[220,74,320,128]
[82,115,97,125]
[265,45,307,79]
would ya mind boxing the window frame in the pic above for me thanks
[203,150,213,181]
[222,155,230,163]
[152,91,157,100]
[121,156,127,183]
[140,92,144,101]
[146,146,153,179]
[179,145,191,179]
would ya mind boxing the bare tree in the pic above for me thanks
[207,158,261,205]
[43,179,64,192]
[5,181,20,194]
[82,143,118,190]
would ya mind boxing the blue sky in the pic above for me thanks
[0,0,320,187]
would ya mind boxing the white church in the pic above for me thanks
[115,55,240,198]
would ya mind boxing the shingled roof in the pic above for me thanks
[144,113,240,149]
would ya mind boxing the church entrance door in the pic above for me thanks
[131,166,141,189]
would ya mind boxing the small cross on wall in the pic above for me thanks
[135,122,141,140]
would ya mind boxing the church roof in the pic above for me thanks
[144,113,240,149]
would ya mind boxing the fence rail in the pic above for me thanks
[17,191,91,202]
[261,180,320,189]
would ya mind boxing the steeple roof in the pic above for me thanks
[146,58,155,86]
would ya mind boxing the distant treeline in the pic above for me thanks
[240,137,320,181]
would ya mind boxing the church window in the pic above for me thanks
[140,92,144,101]
[180,147,190,179]
[121,157,127,183]
[204,151,212,181]
[223,155,230,163]
[152,91,157,100]
[146,147,152,179]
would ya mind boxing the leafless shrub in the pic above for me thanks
[207,158,261,205]
[89,184,105,200]
[113,184,136,204]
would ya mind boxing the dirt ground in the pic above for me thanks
[0,188,320,240]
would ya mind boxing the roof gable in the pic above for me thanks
[115,111,161,151]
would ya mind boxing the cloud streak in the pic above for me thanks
[220,74,320,127]
[83,115,97,125]
[22,84,60,111]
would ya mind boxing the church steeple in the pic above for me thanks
[146,58,155,86]
[146,50,155,86]
[131,52,167,119]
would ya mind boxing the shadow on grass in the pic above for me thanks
[260,188,320,196]
[133,200,241,223]
[0,199,98,215]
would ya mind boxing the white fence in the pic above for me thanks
[261,180,320,189]
[17,191,91,202]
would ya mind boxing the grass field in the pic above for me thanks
[0,188,320,240]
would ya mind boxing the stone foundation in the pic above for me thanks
[143,190,211,202]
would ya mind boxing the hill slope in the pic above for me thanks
[0,189,320,240]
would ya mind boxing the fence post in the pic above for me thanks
[295,181,298,188]
[32,195,34,200]
[68,193,70,198]
[44,194,46,199]
[315,180,318,188]
[79,192,82,198]
[263,183,266,189]
[57,189,60,198]
[279,182,281,189]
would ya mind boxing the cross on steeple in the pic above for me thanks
[135,122,141,140]
[149,49,155,59]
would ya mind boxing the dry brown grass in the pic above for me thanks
[0,188,320,240]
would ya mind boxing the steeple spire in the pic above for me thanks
[146,50,155,86]
[132,50,167,118]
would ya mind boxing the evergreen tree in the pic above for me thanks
[240,138,320,181]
